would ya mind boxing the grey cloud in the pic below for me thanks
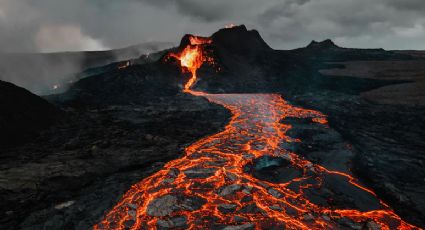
[141,0,261,22]
[258,0,425,49]
[141,0,229,22]
[386,0,425,11]
[1,0,425,52]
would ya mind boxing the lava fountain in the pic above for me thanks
[94,35,420,229]
[168,36,213,92]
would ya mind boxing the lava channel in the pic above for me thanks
[94,35,420,230]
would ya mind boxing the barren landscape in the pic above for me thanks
[1,25,424,229]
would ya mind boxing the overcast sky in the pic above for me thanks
[1,0,425,52]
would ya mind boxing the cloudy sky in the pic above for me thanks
[1,0,425,52]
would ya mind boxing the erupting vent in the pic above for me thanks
[168,35,214,92]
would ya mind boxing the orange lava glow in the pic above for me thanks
[94,36,420,230]
[168,36,213,92]
[118,61,131,70]
[189,36,212,45]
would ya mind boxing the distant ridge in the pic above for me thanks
[307,39,340,49]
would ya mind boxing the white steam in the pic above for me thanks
[35,24,109,53]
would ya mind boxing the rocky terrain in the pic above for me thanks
[320,60,425,105]
[0,93,229,229]
[286,91,425,227]
[96,93,409,229]
[1,25,424,229]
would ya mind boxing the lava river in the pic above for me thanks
[94,36,420,230]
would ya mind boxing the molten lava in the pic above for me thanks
[170,46,203,91]
[189,36,212,45]
[168,36,213,92]
[94,35,420,229]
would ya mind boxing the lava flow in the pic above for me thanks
[94,36,420,229]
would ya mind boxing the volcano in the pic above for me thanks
[92,26,421,230]
[1,25,425,229]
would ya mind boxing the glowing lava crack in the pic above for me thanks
[95,36,419,229]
